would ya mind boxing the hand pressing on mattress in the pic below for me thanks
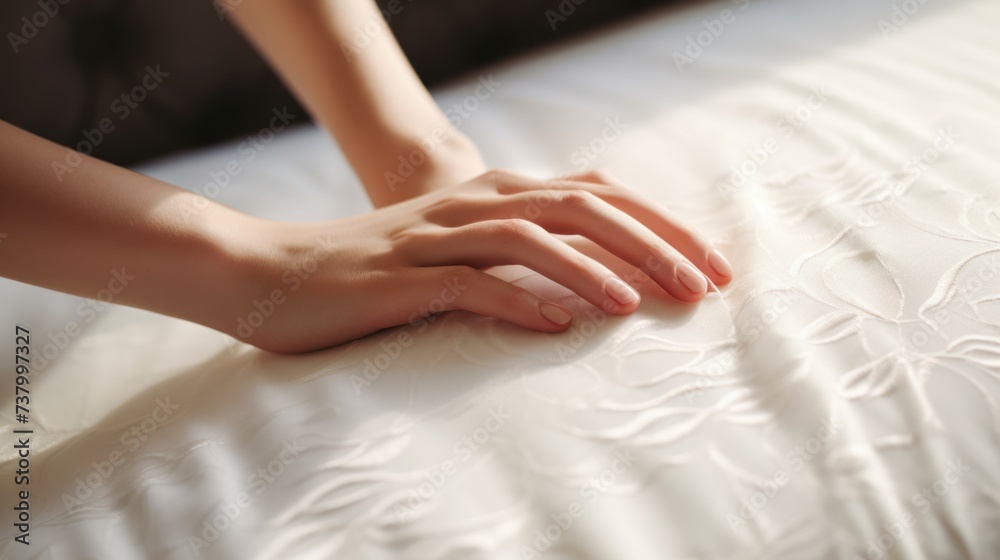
[0,119,732,352]
[232,168,734,352]
[0,0,733,353]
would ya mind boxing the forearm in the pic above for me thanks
[0,120,264,336]
[228,0,485,207]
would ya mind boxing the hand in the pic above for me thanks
[234,169,734,352]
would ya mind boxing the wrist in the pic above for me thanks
[190,205,285,342]
[373,130,485,207]
[423,130,486,184]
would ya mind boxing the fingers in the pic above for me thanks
[397,220,641,314]
[407,266,576,332]
[442,189,712,302]
[497,170,734,288]
[532,191,710,302]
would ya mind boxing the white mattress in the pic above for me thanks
[3,0,1000,558]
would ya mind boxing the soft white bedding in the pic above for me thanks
[3,0,1000,558]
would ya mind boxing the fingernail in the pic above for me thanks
[539,302,573,325]
[676,262,708,294]
[707,250,733,278]
[605,277,640,305]
[706,278,720,294]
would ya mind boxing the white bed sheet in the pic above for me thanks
[3,0,1000,558]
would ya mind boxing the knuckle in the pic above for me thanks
[422,194,475,223]
[661,207,692,231]
[644,242,676,272]
[490,218,542,242]
[571,252,600,273]
[482,168,517,186]
[601,179,628,197]
[558,189,598,209]
[668,218,700,244]
[588,169,615,184]
[496,286,529,311]
[593,181,629,205]
[389,225,435,247]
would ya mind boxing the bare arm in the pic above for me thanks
[0,120,731,353]
[0,2,733,353]
[0,120,263,335]
[227,0,487,207]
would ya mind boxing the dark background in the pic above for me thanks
[0,0,671,166]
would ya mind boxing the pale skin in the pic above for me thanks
[0,0,734,353]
